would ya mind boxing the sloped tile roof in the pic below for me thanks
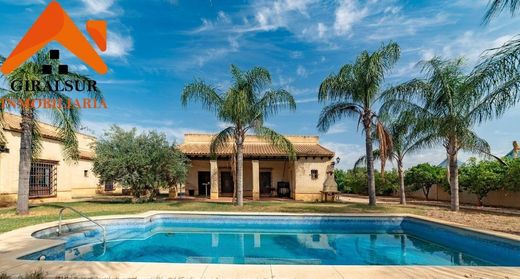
[3,113,61,140]
[179,142,334,158]
[2,113,95,160]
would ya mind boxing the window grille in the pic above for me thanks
[311,169,319,179]
[29,161,57,198]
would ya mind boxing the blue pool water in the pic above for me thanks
[21,214,520,266]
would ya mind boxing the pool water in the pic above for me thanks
[21,215,520,266]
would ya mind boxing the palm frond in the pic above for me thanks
[254,126,296,160]
[256,89,296,119]
[210,127,235,158]
[484,0,520,23]
[245,66,271,93]
[49,92,81,161]
[181,80,223,112]
[317,102,363,132]
[375,120,393,176]
[353,149,382,170]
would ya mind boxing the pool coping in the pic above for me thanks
[0,211,519,279]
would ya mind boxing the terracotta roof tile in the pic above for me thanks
[2,113,95,141]
[179,142,334,158]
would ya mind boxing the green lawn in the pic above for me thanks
[0,200,425,233]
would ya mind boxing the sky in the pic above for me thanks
[0,0,519,170]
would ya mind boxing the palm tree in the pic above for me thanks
[181,65,296,206]
[353,112,435,205]
[484,0,520,22]
[482,0,520,90]
[317,42,399,206]
[382,57,520,211]
[0,49,102,215]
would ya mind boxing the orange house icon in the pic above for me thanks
[1,0,108,75]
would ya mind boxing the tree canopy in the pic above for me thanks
[92,126,189,201]
[405,163,446,200]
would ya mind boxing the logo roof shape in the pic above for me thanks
[1,0,107,75]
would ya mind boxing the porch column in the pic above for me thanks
[252,160,260,200]
[210,160,219,199]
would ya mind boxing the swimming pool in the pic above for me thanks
[21,214,520,266]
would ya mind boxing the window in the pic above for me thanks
[84,170,89,177]
[310,169,318,179]
[29,161,57,198]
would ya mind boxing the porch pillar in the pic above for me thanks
[210,160,219,199]
[252,160,260,200]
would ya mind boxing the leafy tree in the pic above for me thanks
[405,163,446,201]
[334,169,349,192]
[181,65,296,206]
[317,42,400,206]
[459,158,506,206]
[92,126,189,201]
[382,57,520,211]
[344,167,398,196]
[0,50,101,214]
[503,158,520,192]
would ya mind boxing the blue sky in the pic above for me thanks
[0,0,519,169]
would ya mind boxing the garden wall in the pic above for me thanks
[405,185,520,209]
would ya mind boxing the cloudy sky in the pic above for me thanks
[0,0,519,169]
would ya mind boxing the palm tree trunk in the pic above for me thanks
[448,141,459,212]
[236,142,244,207]
[397,159,406,205]
[365,122,376,206]
[16,109,33,215]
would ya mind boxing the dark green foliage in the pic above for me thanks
[92,126,189,201]
[503,158,520,191]
[337,168,398,196]
[405,163,446,200]
[459,158,506,205]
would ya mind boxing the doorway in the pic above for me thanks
[198,171,211,197]
[220,171,234,195]
[260,172,272,195]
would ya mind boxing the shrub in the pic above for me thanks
[336,168,398,196]
[405,163,446,200]
[503,158,520,192]
[93,126,190,202]
[459,158,506,206]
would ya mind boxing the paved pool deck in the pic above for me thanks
[0,211,519,279]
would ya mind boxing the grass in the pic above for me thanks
[0,200,426,233]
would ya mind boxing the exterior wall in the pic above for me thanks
[0,129,99,202]
[406,185,520,209]
[182,134,334,200]
[293,157,332,201]
[184,159,302,198]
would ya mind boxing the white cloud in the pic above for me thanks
[421,31,516,66]
[80,0,115,16]
[296,65,308,77]
[69,64,89,72]
[317,22,327,38]
[102,31,133,58]
[325,123,348,135]
[254,0,316,31]
[0,0,44,5]
[321,142,365,170]
[333,0,368,36]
